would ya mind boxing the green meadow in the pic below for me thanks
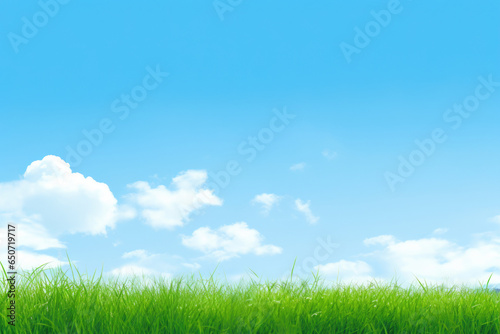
[2,263,500,333]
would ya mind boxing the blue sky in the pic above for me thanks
[1,0,500,287]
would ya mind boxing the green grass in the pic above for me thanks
[1,262,500,333]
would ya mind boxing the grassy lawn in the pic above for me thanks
[2,264,500,333]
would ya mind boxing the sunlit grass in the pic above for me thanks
[1,261,500,333]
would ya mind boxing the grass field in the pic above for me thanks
[1,262,500,333]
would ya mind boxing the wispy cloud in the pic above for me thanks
[295,199,319,224]
[322,149,338,160]
[290,162,306,171]
[432,228,449,235]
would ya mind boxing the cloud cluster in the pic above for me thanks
[366,234,500,286]
[1,156,287,272]
[317,231,500,287]
[9,155,498,288]
[126,170,222,229]
[182,222,282,261]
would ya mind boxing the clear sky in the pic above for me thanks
[1,0,500,287]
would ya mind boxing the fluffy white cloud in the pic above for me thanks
[364,234,500,287]
[290,162,306,171]
[295,199,319,224]
[0,250,66,271]
[181,222,282,261]
[127,170,222,229]
[315,260,375,285]
[0,156,125,252]
[318,229,500,287]
[252,193,281,214]
[7,220,65,251]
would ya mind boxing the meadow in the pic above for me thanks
[1,262,500,333]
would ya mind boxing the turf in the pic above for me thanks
[1,262,500,333]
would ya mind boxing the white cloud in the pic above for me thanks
[315,260,375,285]
[363,235,396,247]
[127,170,222,230]
[182,222,282,261]
[364,234,500,287]
[252,193,281,214]
[295,199,319,224]
[317,228,500,287]
[2,250,66,271]
[322,149,338,161]
[112,250,198,279]
[16,220,65,250]
[108,265,172,288]
[228,274,247,283]
[182,262,201,270]
[491,216,500,224]
[122,249,154,261]
[110,264,157,277]
[0,155,125,252]
[432,228,449,235]
[290,162,306,171]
